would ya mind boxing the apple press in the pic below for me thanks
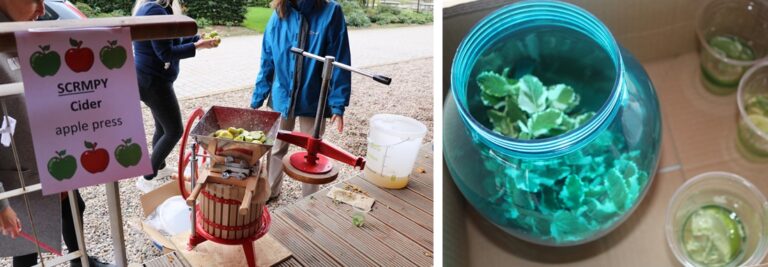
[176,106,280,267]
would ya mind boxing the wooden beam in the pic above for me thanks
[0,15,198,53]
[0,183,41,201]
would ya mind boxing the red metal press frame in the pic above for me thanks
[277,130,366,174]
[177,107,271,267]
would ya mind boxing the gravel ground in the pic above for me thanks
[0,57,432,266]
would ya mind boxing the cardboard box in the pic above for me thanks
[139,181,187,254]
[443,1,768,266]
[138,181,291,266]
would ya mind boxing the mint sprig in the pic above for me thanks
[477,72,594,139]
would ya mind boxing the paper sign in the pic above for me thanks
[15,27,152,195]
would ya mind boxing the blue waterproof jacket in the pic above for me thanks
[133,1,199,82]
[250,0,351,117]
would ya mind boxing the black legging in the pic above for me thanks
[12,190,85,267]
[137,73,182,180]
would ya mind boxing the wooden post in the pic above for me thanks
[105,183,127,267]
[68,190,89,267]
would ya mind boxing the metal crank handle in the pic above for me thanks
[290,47,392,85]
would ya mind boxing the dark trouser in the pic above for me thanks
[137,73,182,180]
[12,190,85,267]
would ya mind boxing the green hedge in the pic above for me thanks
[185,0,248,26]
[74,2,127,18]
[340,0,432,27]
[341,1,371,27]
[70,0,132,14]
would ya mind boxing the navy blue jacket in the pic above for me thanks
[133,1,199,82]
[250,0,351,117]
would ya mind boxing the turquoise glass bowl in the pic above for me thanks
[445,0,662,246]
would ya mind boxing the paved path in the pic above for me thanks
[175,25,433,100]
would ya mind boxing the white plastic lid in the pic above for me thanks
[370,114,427,139]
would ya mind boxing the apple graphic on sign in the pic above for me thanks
[29,45,61,77]
[47,150,76,180]
[100,40,127,70]
[115,138,142,167]
[65,38,94,73]
[81,141,108,174]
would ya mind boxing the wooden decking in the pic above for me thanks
[271,144,434,266]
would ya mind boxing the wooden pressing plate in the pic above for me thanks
[281,156,339,185]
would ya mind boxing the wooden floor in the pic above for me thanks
[271,144,434,267]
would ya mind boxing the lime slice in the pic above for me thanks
[709,35,756,61]
[748,114,768,134]
[682,205,745,267]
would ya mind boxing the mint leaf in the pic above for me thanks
[573,111,595,128]
[528,109,564,137]
[746,95,768,116]
[585,197,618,223]
[488,110,517,137]
[517,75,547,114]
[477,71,514,97]
[559,175,584,208]
[605,168,628,211]
[547,84,579,112]
[501,67,511,79]
[505,96,526,123]
[550,210,589,242]
[481,91,506,109]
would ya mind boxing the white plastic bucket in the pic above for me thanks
[365,114,427,189]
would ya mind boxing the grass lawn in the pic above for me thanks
[242,7,273,33]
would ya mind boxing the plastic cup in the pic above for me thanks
[666,172,768,267]
[737,61,768,159]
[697,0,768,94]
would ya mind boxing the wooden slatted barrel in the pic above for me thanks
[198,177,269,240]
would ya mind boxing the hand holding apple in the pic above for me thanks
[195,38,219,49]
[199,30,221,48]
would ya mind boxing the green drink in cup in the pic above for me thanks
[697,0,768,95]
[737,62,768,159]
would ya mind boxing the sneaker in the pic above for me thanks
[70,256,115,267]
[267,192,281,204]
[135,177,160,194]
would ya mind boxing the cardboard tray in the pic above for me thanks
[443,1,768,266]
[139,181,290,267]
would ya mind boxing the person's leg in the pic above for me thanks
[268,116,296,198]
[150,111,164,148]
[62,190,85,256]
[142,81,183,180]
[12,253,37,267]
[297,116,326,197]
[148,111,166,170]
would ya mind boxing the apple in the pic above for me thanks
[65,38,94,73]
[29,45,61,77]
[115,138,142,167]
[47,150,76,180]
[81,141,109,174]
[201,31,221,47]
[100,40,127,70]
